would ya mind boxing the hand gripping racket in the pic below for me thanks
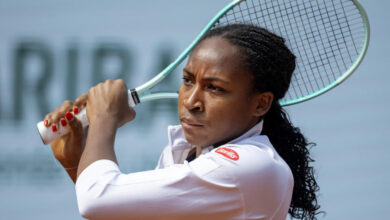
[37,0,370,144]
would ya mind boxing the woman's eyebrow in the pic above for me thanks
[183,68,194,77]
[183,68,230,84]
[203,77,230,84]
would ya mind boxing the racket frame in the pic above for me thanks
[37,0,370,145]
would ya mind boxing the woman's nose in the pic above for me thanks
[183,85,204,112]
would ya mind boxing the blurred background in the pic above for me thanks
[0,0,388,219]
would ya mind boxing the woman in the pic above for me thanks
[44,24,321,220]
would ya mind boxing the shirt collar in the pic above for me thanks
[225,120,263,145]
[167,120,263,151]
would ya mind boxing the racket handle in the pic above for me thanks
[37,90,137,145]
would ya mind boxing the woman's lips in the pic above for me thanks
[181,118,204,129]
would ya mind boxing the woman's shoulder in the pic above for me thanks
[199,135,294,216]
[207,134,294,192]
[214,135,289,167]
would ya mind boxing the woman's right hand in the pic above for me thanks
[43,94,88,170]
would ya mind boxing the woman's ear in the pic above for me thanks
[253,92,274,117]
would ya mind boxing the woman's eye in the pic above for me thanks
[182,77,192,85]
[207,84,224,92]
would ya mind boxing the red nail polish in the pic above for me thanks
[65,112,74,121]
[44,120,48,126]
[61,119,67,126]
[73,107,79,114]
[52,124,57,132]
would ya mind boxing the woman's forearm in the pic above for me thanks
[65,168,78,183]
[77,118,118,178]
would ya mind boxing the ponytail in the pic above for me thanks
[262,102,322,219]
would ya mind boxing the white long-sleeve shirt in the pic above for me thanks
[75,121,294,220]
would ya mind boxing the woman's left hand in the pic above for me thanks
[87,79,136,128]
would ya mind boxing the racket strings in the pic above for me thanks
[214,0,365,102]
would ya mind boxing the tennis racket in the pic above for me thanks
[37,0,370,144]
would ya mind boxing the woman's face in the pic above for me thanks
[178,36,271,147]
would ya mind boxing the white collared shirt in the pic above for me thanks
[75,121,294,220]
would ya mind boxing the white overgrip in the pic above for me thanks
[37,90,137,145]
[37,108,89,145]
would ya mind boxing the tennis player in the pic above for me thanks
[44,24,321,220]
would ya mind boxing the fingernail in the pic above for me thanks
[44,120,48,126]
[52,124,57,132]
[61,119,67,126]
[65,112,74,121]
[73,107,79,114]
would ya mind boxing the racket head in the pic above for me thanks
[135,0,370,106]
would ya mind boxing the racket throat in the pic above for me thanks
[129,89,140,107]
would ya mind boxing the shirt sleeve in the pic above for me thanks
[75,157,245,220]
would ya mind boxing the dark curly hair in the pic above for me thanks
[201,24,322,219]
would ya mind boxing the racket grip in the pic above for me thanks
[37,90,137,145]
[37,107,89,145]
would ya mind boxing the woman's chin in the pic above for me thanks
[183,133,209,148]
